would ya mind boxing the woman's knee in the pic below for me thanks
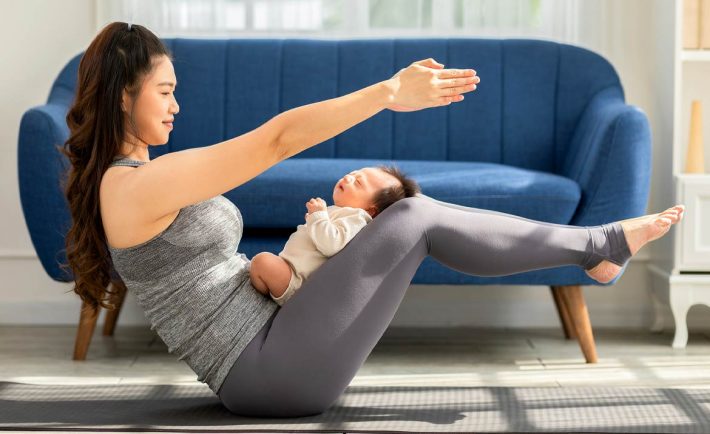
[374,196,433,235]
[384,195,433,216]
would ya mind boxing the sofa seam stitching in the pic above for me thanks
[279,39,284,126]
[554,43,560,174]
[578,110,630,221]
[500,40,504,166]
[445,39,450,162]
[391,39,396,160]
[334,41,339,159]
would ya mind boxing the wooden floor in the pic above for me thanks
[2,325,710,433]
[2,325,710,388]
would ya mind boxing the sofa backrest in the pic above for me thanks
[51,38,622,174]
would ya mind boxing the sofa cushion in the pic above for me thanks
[226,158,581,228]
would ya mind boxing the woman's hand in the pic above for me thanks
[384,58,480,112]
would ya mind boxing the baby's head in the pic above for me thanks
[332,165,421,218]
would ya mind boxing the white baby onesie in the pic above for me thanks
[273,205,373,306]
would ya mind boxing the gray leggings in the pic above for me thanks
[217,194,632,418]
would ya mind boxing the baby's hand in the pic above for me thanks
[305,197,328,217]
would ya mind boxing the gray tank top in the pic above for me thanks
[106,157,278,394]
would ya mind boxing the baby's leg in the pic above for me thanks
[249,252,292,298]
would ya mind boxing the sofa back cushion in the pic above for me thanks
[53,38,621,174]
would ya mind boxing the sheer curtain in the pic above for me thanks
[97,0,582,44]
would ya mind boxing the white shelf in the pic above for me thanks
[674,174,710,272]
[648,0,710,348]
[681,50,710,61]
[676,173,710,179]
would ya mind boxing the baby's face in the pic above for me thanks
[332,167,399,216]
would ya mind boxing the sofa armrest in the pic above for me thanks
[559,86,652,226]
[18,103,73,282]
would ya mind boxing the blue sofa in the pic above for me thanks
[18,38,652,362]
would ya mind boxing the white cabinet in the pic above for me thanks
[676,175,710,270]
[648,0,710,348]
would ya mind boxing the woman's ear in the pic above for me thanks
[121,89,130,113]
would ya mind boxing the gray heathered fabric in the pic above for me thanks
[106,157,279,394]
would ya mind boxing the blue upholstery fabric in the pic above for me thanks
[229,158,581,228]
[18,38,652,287]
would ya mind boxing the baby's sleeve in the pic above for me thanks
[305,209,371,257]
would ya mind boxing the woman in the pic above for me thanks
[60,22,684,418]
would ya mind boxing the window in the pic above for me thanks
[100,0,580,42]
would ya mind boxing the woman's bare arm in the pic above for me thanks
[274,60,477,159]
[270,80,391,161]
[124,59,478,222]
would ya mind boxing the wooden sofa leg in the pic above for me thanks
[73,300,99,361]
[103,283,126,336]
[558,285,598,363]
[550,286,576,339]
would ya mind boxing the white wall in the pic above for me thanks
[1,0,93,254]
[2,0,708,333]
[0,0,100,322]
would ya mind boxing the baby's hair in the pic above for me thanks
[371,165,421,217]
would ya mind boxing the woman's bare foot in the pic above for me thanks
[585,205,685,283]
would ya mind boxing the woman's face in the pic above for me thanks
[332,167,399,215]
[122,55,179,146]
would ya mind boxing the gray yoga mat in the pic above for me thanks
[1,381,710,433]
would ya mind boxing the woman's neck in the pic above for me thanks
[118,139,150,162]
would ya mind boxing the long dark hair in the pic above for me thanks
[58,22,171,310]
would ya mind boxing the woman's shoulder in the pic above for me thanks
[100,165,143,216]
[101,166,180,250]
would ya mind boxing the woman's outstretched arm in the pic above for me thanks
[273,59,478,160]
[128,59,478,221]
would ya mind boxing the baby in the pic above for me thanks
[250,165,420,306]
